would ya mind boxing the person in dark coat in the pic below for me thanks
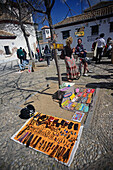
[44,45,51,66]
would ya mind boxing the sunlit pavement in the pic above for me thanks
[0,57,113,170]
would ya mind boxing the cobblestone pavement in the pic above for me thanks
[0,58,113,170]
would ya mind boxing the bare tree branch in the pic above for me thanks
[25,0,46,14]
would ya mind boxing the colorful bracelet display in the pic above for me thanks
[12,112,82,165]
[61,88,96,113]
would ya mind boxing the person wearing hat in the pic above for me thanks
[63,37,80,82]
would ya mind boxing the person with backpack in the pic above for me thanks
[44,45,51,66]
[17,47,24,64]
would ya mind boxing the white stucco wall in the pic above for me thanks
[55,16,113,52]
[0,23,37,62]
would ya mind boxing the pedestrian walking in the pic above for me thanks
[75,38,89,76]
[23,49,27,60]
[44,45,51,66]
[95,33,106,63]
[92,37,99,60]
[104,37,112,58]
[17,47,24,64]
[63,37,80,82]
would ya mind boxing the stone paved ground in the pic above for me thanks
[0,58,113,170]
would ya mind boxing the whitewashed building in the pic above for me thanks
[54,1,113,52]
[0,3,37,62]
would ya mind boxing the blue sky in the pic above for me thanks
[39,0,112,30]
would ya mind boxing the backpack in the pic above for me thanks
[59,49,66,60]
[19,104,35,119]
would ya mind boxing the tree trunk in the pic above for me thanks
[21,25,32,60]
[47,13,62,87]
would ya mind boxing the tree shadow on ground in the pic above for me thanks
[46,76,69,82]
[108,69,113,73]
[99,60,112,64]
[91,74,113,79]
[86,82,113,90]
[36,65,47,67]
[46,77,58,81]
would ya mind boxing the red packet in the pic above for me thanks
[91,89,95,93]
[78,92,83,97]
[83,93,87,97]
[86,98,91,104]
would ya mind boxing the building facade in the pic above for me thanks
[0,2,37,62]
[54,1,113,51]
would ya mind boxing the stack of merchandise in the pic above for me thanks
[61,88,96,123]
[11,112,83,166]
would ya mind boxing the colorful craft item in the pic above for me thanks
[76,88,79,93]
[82,93,87,97]
[71,96,78,102]
[61,100,70,108]
[81,97,87,103]
[83,105,89,112]
[87,89,91,93]
[67,102,73,109]
[78,92,83,97]
[86,98,92,104]
[79,104,84,111]
[72,111,85,123]
[71,102,77,107]
[88,93,93,98]
[61,87,95,115]
[60,87,70,91]
[83,89,87,93]
[63,92,72,98]
[75,103,81,110]
[48,116,54,122]
[91,89,95,93]
[70,93,76,101]
[12,112,82,166]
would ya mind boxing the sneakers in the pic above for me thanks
[87,70,93,73]
[16,70,24,73]
[83,73,88,77]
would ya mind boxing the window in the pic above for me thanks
[4,46,11,55]
[62,30,70,39]
[91,25,99,35]
[110,22,113,32]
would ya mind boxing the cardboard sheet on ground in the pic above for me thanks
[11,112,83,167]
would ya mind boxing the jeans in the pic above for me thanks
[19,60,29,70]
[46,56,50,66]
[96,47,103,63]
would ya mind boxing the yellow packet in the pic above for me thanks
[70,93,75,100]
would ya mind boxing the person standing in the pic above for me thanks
[95,33,106,64]
[17,47,24,64]
[63,37,80,82]
[75,38,89,76]
[92,37,99,60]
[23,49,27,60]
[104,37,112,58]
[44,45,51,66]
